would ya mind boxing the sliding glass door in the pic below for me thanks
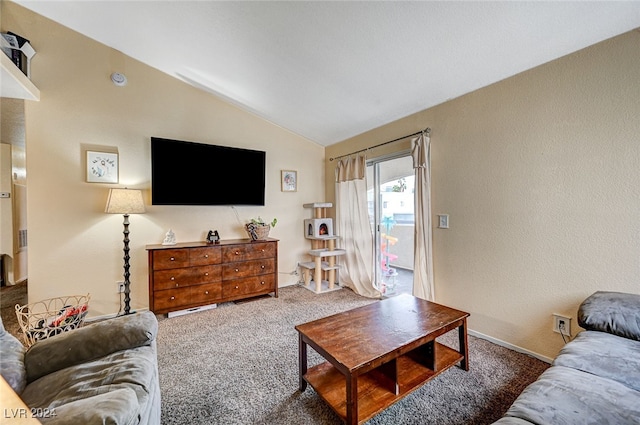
[366,154,414,296]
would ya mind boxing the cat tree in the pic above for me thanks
[299,203,345,294]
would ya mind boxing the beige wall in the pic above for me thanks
[3,3,323,316]
[0,143,13,282]
[326,30,640,360]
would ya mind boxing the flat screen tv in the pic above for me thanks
[151,137,266,206]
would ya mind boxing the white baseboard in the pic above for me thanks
[468,329,554,364]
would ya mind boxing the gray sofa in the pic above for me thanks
[0,311,161,424]
[494,291,640,424]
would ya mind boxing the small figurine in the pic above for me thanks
[206,230,220,244]
[162,229,176,246]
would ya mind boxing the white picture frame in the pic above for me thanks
[281,170,297,192]
[86,151,118,183]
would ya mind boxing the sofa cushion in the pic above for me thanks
[502,366,640,425]
[25,311,158,383]
[578,291,640,341]
[554,330,640,392]
[31,388,139,425]
[0,316,26,394]
[21,344,157,425]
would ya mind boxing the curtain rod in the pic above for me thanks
[329,127,430,162]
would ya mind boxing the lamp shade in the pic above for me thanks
[105,188,145,214]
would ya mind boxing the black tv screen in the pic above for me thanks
[151,137,266,206]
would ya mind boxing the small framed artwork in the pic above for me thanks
[281,170,297,192]
[86,151,118,183]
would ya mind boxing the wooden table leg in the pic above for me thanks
[458,318,469,371]
[345,374,358,425]
[299,333,308,391]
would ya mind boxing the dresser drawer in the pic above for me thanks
[222,274,275,298]
[153,287,192,311]
[222,258,275,280]
[222,242,275,263]
[191,282,222,304]
[190,247,221,266]
[152,249,189,270]
[154,265,221,290]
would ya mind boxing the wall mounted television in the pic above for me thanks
[150,137,266,206]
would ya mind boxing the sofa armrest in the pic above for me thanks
[0,319,26,394]
[24,311,158,383]
[578,291,640,341]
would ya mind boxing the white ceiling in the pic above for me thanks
[14,1,640,146]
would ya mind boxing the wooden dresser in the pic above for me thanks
[146,238,278,314]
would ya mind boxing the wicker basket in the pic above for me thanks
[15,294,90,347]
[245,223,270,241]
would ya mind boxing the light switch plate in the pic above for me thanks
[438,214,449,229]
[0,192,10,198]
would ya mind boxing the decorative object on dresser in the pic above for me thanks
[162,229,176,246]
[245,216,277,241]
[105,188,146,315]
[299,203,345,294]
[206,230,220,244]
[147,239,278,316]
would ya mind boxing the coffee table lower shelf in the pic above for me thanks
[303,342,464,424]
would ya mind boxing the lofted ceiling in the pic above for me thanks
[13,1,640,146]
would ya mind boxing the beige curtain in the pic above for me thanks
[412,132,435,300]
[335,153,381,298]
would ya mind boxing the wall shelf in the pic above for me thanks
[1,53,39,101]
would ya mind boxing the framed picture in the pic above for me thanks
[86,151,118,183]
[281,170,297,192]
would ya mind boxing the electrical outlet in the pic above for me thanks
[116,281,125,293]
[553,313,571,336]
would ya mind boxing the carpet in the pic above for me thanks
[0,280,27,339]
[156,286,548,425]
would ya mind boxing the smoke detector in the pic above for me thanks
[110,72,127,86]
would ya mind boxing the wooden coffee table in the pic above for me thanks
[296,294,469,424]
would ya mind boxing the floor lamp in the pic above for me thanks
[105,188,145,315]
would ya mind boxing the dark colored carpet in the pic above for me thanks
[155,286,549,425]
[1,280,27,340]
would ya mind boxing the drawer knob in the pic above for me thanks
[261,281,265,285]
[235,268,239,272]
[204,254,209,258]
[170,277,175,281]
[205,272,209,276]
[235,251,240,255]
[175,283,179,287]
[205,291,209,295]
[261,249,265,252]
[261,265,265,269]
[235,285,239,289]
[170,296,175,300]
[170,257,175,261]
